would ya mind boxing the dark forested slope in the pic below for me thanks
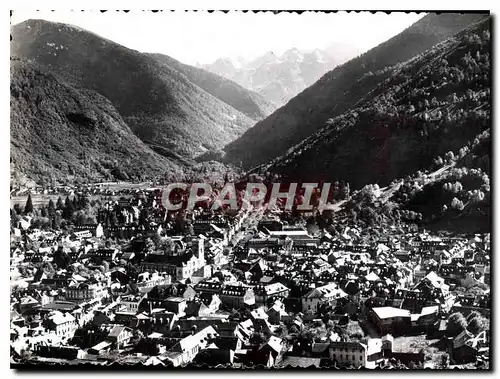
[10,58,183,186]
[263,18,490,190]
[11,19,263,159]
[223,13,488,168]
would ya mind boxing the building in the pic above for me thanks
[254,283,290,306]
[370,307,411,335]
[65,281,108,302]
[220,284,255,309]
[43,311,77,339]
[120,294,146,313]
[329,341,368,368]
[164,326,218,367]
[107,325,133,348]
[141,238,205,281]
[302,283,347,314]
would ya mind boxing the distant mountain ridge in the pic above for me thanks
[259,17,491,233]
[222,13,488,169]
[262,16,491,187]
[200,46,356,107]
[11,19,272,161]
[148,53,275,121]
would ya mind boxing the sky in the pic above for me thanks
[10,10,425,65]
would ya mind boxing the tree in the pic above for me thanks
[74,211,86,226]
[19,348,32,362]
[341,182,350,199]
[109,211,118,226]
[42,262,56,276]
[453,181,463,194]
[131,329,144,345]
[249,332,266,346]
[467,315,488,335]
[440,353,450,369]
[13,203,23,215]
[47,199,56,216]
[52,212,62,229]
[229,311,241,321]
[445,151,455,162]
[54,247,70,270]
[56,196,64,210]
[24,193,34,214]
[471,190,485,203]
[451,197,465,211]
[63,198,75,220]
[447,312,467,337]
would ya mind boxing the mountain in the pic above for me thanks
[264,18,491,232]
[10,19,271,160]
[223,13,489,169]
[10,58,183,186]
[201,47,347,107]
[148,53,275,121]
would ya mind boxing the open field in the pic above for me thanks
[11,194,62,209]
[10,182,155,208]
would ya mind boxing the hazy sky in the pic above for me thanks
[11,10,425,65]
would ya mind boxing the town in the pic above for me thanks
[10,180,491,369]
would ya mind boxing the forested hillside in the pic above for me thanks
[223,13,488,169]
[11,19,266,159]
[265,18,490,188]
[10,58,183,186]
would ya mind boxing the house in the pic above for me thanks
[136,272,172,293]
[88,340,113,355]
[65,280,108,302]
[301,283,347,314]
[220,284,255,309]
[235,319,255,343]
[185,301,211,318]
[249,336,284,368]
[194,336,242,366]
[164,325,218,367]
[134,310,178,335]
[329,341,368,368]
[173,318,237,339]
[254,282,290,306]
[150,311,178,332]
[384,335,426,365]
[413,271,449,299]
[369,307,411,336]
[162,297,188,316]
[410,305,440,331]
[81,248,119,264]
[147,283,196,302]
[250,307,269,321]
[120,294,146,314]
[194,279,223,296]
[107,325,133,348]
[18,216,32,230]
[43,311,77,339]
[19,295,40,314]
[140,239,205,281]
[266,300,291,324]
[198,293,221,314]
